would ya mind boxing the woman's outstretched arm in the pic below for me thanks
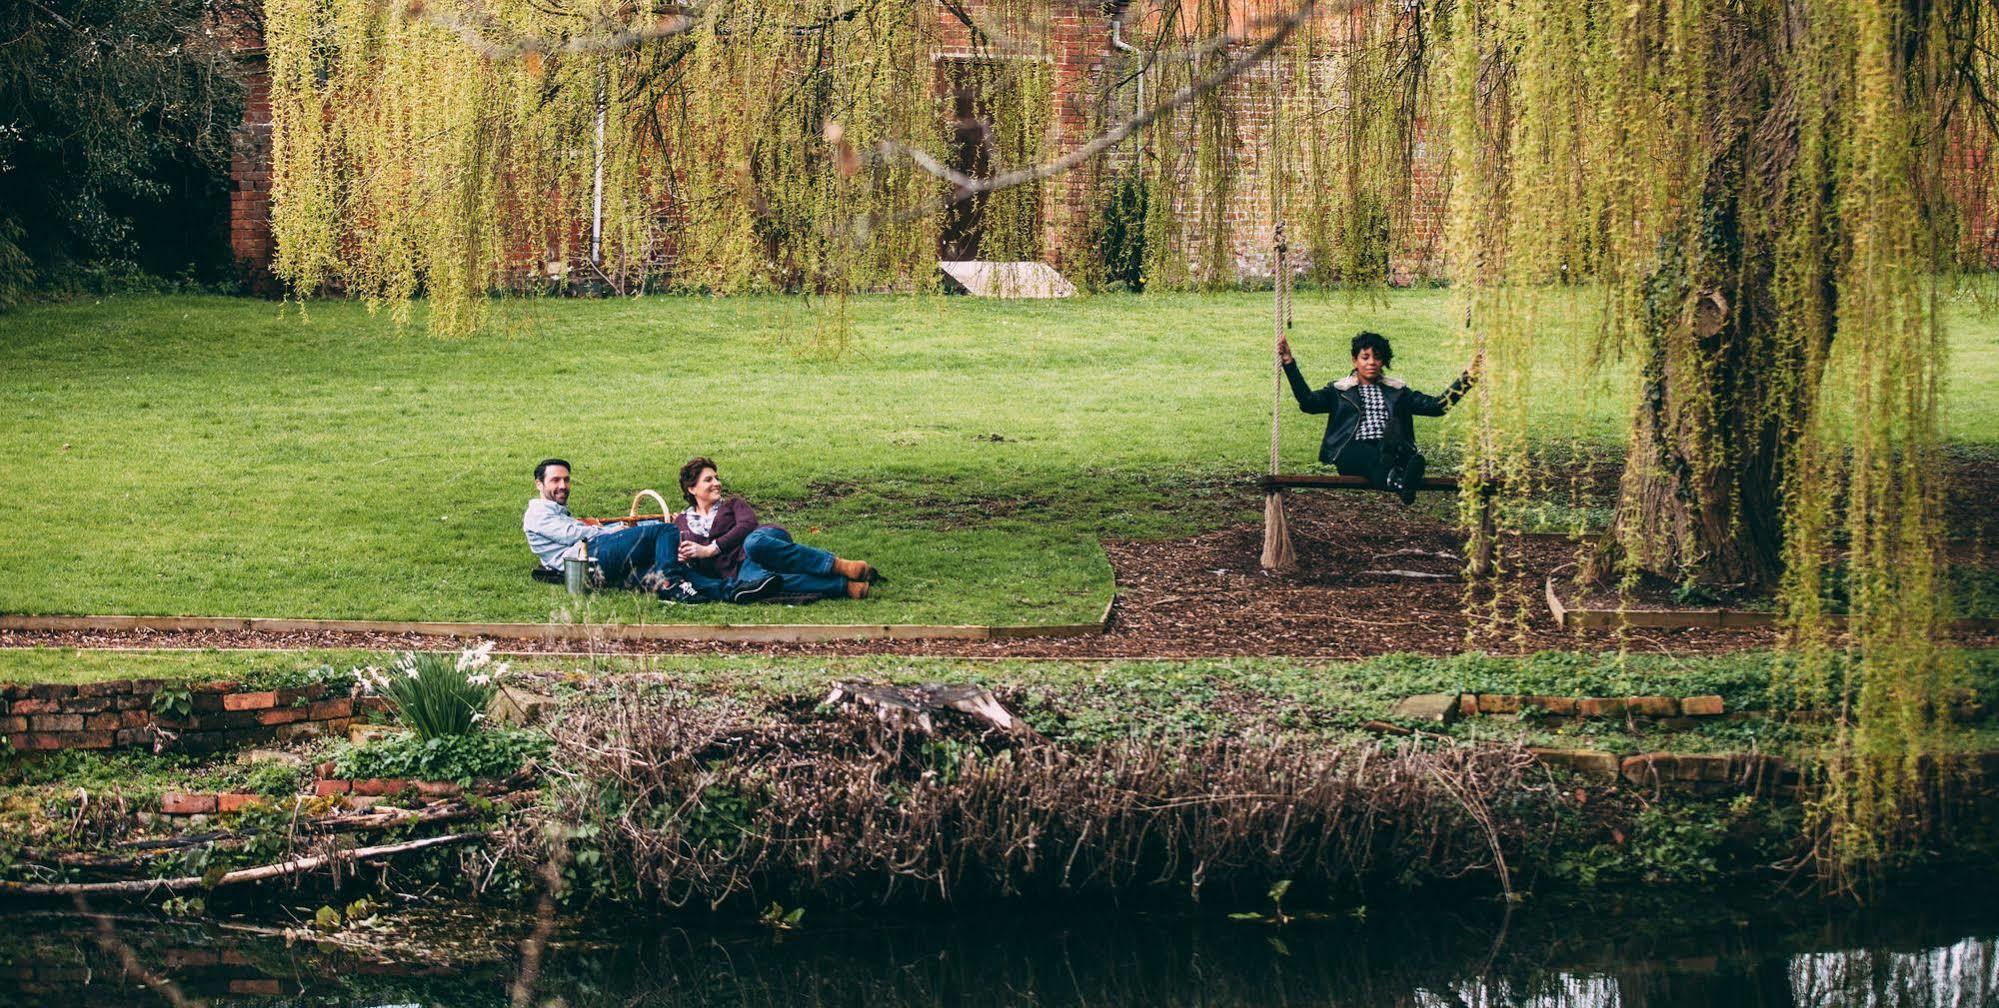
[1277,337,1332,414]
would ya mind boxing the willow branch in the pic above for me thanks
[874,0,1336,223]
[407,1,703,60]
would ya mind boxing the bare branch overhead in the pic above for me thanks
[874,0,1343,223]
[403,0,704,60]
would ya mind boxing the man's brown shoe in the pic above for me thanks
[832,557,875,582]
[845,580,871,600]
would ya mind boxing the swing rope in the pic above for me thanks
[1269,227,1289,478]
[1260,67,1298,573]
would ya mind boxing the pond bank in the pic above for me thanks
[0,648,1994,922]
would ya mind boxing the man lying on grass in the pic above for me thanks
[1277,331,1478,505]
[521,457,776,604]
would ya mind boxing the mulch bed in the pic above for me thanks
[8,456,1998,660]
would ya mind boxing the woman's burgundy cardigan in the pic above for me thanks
[674,497,761,581]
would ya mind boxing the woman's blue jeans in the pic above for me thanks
[735,526,848,599]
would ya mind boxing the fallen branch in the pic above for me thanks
[825,681,1040,739]
[24,803,491,874]
[0,833,483,898]
[121,801,484,849]
[1375,549,1464,562]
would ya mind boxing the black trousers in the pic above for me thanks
[1335,439,1423,493]
[1333,439,1391,486]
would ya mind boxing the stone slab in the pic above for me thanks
[487,686,555,726]
[937,260,1077,298]
[1527,747,1621,779]
[1680,695,1725,716]
[1389,693,1460,724]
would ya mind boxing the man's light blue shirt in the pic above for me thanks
[523,497,606,570]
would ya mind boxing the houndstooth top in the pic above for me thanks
[1355,382,1389,440]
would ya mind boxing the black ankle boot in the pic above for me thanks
[1397,453,1427,506]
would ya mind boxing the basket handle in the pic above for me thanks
[632,489,671,522]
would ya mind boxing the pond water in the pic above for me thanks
[1,890,1995,1007]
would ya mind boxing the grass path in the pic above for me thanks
[2,289,1995,624]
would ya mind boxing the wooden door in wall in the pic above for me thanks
[936,57,1046,262]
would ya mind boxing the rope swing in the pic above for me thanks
[1260,71,1298,573]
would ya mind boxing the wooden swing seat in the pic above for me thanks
[1260,474,1495,494]
[1261,473,1502,575]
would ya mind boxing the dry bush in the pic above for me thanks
[499,688,1552,909]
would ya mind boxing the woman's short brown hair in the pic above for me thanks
[678,456,717,506]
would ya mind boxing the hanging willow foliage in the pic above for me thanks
[266,0,1076,332]
[1408,0,1998,888]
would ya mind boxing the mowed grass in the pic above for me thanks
[1,288,1995,625]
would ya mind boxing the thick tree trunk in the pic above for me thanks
[1613,247,1789,591]
[1604,14,1835,594]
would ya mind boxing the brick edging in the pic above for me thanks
[2,679,370,753]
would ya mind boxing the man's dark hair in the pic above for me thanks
[1350,331,1393,368]
[533,458,571,482]
[679,456,718,506]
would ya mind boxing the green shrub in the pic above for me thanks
[239,759,306,799]
[330,728,548,785]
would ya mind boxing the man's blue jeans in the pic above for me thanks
[589,522,705,593]
[708,526,848,600]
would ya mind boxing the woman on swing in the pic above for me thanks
[1277,330,1477,505]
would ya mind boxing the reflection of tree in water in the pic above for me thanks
[1789,939,1998,1008]
[536,910,1999,1008]
[0,905,1994,1006]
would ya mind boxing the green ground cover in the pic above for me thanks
[3,647,1993,763]
[2,290,1995,625]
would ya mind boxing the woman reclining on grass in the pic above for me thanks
[673,456,882,602]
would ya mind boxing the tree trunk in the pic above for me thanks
[1613,235,1789,591]
[1605,15,1835,594]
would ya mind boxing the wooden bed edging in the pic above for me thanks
[0,609,1111,644]
[1543,576,1999,633]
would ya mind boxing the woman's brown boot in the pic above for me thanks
[832,557,876,582]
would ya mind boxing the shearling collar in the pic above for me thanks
[1333,373,1406,391]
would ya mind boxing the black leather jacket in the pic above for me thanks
[1284,361,1474,465]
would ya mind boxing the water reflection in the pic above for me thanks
[1791,939,1998,1008]
[0,899,1994,1007]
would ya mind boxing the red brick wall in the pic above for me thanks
[228,57,278,294]
[1,680,356,754]
[214,3,280,295]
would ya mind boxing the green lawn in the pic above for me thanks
[1,289,1994,624]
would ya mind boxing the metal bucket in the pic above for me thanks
[562,555,591,596]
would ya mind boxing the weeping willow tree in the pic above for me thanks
[1388,0,1999,888]
[266,0,1069,332]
